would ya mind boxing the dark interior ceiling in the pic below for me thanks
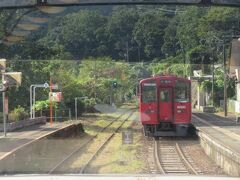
[1,0,240,9]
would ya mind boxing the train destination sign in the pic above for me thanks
[144,83,156,86]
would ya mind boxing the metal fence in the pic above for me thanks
[35,108,72,122]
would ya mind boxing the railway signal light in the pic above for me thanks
[37,0,47,5]
[112,81,118,89]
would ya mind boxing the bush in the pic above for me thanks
[8,106,28,122]
[82,98,97,112]
[34,100,58,111]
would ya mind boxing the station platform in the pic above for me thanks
[192,112,240,176]
[0,120,82,161]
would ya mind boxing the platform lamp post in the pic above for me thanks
[30,83,49,119]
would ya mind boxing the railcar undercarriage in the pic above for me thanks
[143,123,189,137]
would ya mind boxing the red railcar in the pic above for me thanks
[139,75,191,137]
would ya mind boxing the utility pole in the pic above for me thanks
[223,42,227,117]
[212,51,214,107]
[137,46,140,63]
[49,77,53,125]
[75,98,77,120]
[30,85,34,118]
[0,59,6,137]
[2,72,6,137]
[126,41,129,63]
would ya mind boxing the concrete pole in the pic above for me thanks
[236,69,240,102]
[126,41,129,63]
[50,78,53,125]
[69,108,71,120]
[30,86,32,118]
[137,46,140,63]
[212,51,214,106]
[223,43,228,117]
[2,91,6,137]
[33,86,36,118]
[30,85,34,119]
[75,98,77,120]
[2,70,6,137]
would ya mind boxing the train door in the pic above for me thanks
[159,88,173,122]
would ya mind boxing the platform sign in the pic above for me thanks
[122,130,133,144]
[3,72,22,86]
[49,92,62,102]
[51,84,58,90]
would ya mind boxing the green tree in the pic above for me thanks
[106,7,139,60]
[133,11,169,60]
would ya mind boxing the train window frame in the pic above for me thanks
[174,80,190,103]
[141,81,157,103]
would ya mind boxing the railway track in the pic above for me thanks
[48,110,134,174]
[154,139,202,175]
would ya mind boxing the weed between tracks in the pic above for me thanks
[84,114,146,174]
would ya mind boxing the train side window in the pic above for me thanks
[160,90,170,102]
[141,83,156,103]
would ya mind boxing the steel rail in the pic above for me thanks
[154,140,165,174]
[153,140,200,175]
[48,110,130,174]
[175,143,198,175]
[79,111,134,174]
[48,110,134,174]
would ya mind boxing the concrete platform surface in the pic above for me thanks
[192,112,240,176]
[0,120,81,161]
[192,112,240,154]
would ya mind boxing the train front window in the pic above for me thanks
[160,90,170,102]
[175,81,190,103]
[142,83,157,103]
